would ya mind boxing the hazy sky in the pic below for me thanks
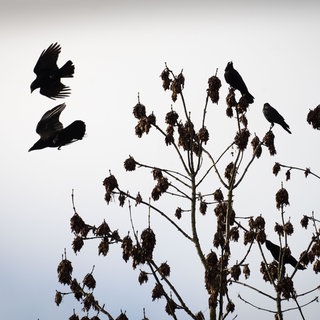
[1,1,320,319]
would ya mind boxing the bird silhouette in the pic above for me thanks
[29,103,86,151]
[263,103,291,134]
[265,240,305,270]
[31,43,74,99]
[224,61,254,104]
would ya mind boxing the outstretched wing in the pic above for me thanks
[33,42,61,75]
[36,103,66,139]
[39,82,71,100]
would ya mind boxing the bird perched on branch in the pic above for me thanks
[224,61,254,104]
[263,103,291,134]
[29,103,86,151]
[265,240,305,270]
[31,43,74,99]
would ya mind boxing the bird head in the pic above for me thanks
[225,61,233,71]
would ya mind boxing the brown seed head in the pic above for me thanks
[124,156,136,171]
[207,75,222,104]
[103,175,118,193]
[165,110,179,125]
[226,88,237,108]
[198,127,209,144]
[152,283,164,300]
[251,136,262,158]
[275,187,289,209]
[160,68,172,90]
[70,213,86,235]
[95,220,111,236]
[284,221,294,235]
[98,238,109,256]
[57,258,73,285]
[263,130,277,156]
[306,105,320,129]
[158,262,171,278]
[83,273,96,290]
[141,228,156,260]
[72,236,84,253]
[133,103,146,119]
[273,162,281,176]
[138,271,148,285]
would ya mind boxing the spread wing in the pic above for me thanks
[36,103,66,140]
[33,42,61,75]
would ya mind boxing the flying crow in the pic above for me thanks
[31,43,74,99]
[29,103,86,151]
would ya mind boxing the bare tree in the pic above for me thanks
[55,65,320,320]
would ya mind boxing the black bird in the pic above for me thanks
[224,61,254,104]
[29,103,86,151]
[31,43,74,99]
[265,240,305,270]
[263,103,291,134]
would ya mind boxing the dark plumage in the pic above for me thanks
[224,61,254,104]
[265,240,305,270]
[29,103,86,151]
[263,103,291,134]
[31,43,74,99]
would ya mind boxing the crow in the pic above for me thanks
[224,61,254,104]
[29,103,86,151]
[263,103,291,134]
[31,43,74,99]
[265,240,305,270]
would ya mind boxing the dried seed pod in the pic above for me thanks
[157,177,169,193]
[98,238,109,256]
[103,175,118,193]
[152,168,163,180]
[311,242,320,257]
[95,220,111,237]
[274,223,284,236]
[198,127,209,144]
[118,192,126,207]
[124,156,136,171]
[306,105,320,129]
[207,75,222,104]
[165,298,177,315]
[175,207,182,219]
[224,162,235,182]
[138,271,148,285]
[237,95,249,113]
[165,110,179,125]
[313,259,320,273]
[158,262,171,278]
[70,279,82,300]
[244,230,255,245]
[83,293,95,311]
[141,228,156,260]
[299,250,309,266]
[160,68,172,90]
[69,314,80,320]
[276,276,295,300]
[304,168,311,177]
[226,105,233,118]
[263,130,277,156]
[135,192,142,205]
[83,273,96,290]
[213,231,225,248]
[284,221,294,235]
[152,283,164,300]
[285,170,291,181]
[256,229,266,243]
[226,88,237,108]
[255,216,265,230]
[251,135,262,158]
[133,103,146,119]
[226,300,235,313]
[115,312,128,320]
[147,113,156,125]
[275,187,289,209]
[234,128,250,150]
[230,227,239,242]
[70,213,86,235]
[213,188,224,202]
[230,264,241,281]
[55,291,62,306]
[273,162,281,176]
[57,258,73,285]
[206,251,218,268]
[122,235,133,262]
[240,114,248,127]
[199,201,207,215]
[72,236,84,253]
[243,264,250,279]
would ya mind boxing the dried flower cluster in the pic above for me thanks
[307,105,320,129]
[207,75,222,104]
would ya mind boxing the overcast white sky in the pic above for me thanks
[0,1,320,319]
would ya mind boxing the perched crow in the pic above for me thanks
[29,103,86,151]
[263,103,291,134]
[224,61,254,104]
[265,240,305,270]
[31,43,74,99]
